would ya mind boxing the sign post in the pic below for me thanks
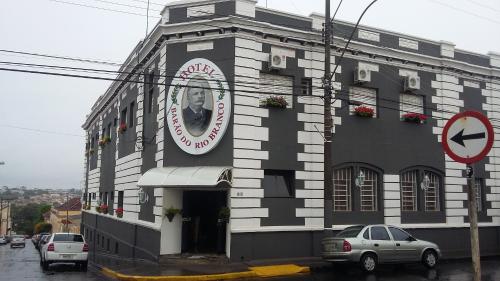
[442,111,494,281]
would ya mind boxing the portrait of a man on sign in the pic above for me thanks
[182,76,213,137]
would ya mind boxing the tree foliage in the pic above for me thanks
[11,203,52,235]
[34,222,52,234]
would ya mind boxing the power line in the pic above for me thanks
[0,49,122,66]
[466,0,500,14]
[49,0,161,18]
[2,61,500,125]
[0,125,84,138]
[427,0,500,25]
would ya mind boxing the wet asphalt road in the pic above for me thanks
[0,240,103,281]
[259,257,500,281]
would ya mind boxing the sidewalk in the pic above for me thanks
[90,253,327,281]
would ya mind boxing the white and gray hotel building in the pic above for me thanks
[81,0,500,262]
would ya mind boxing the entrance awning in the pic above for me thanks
[137,166,232,188]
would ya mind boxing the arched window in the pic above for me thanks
[400,167,442,213]
[333,165,380,212]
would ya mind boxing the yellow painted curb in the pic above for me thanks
[101,264,310,281]
[249,264,310,278]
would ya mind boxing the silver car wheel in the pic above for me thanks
[425,251,436,267]
[363,255,376,272]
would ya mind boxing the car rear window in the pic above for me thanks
[53,234,84,242]
[336,226,364,238]
[13,235,24,239]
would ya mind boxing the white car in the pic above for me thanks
[10,235,25,248]
[0,236,6,245]
[40,233,89,271]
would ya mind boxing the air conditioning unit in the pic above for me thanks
[269,53,286,69]
[404,75,420,91]
[354,67,371,83]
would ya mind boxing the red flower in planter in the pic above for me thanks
[116,207,124,218]
[402,112,427,123]
[353,105,375,118]
[100,204,109,214]
[118,123,127,133]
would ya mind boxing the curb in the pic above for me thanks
[101,264,310,281]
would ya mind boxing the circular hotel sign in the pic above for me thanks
[166,58,231,155]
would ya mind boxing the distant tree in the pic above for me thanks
[34,222,52,234]
[11,203,52,235]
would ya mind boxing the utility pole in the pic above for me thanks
[66,192,69,233]
[6,200,10,236]
[323,0,333,236]
[0,198,3,235]
[466,165,481,281]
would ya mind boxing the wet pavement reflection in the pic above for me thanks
[253,257,500,281]
[0,240,103,281]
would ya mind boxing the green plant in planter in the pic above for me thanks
[95,205,101,213]
[165,206,181,222]
[217,207,230,223]
[261,95,288,108]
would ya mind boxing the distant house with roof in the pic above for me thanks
[49,197,82,233]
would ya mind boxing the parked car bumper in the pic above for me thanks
[46,252,88,262]
[11,242,25,247]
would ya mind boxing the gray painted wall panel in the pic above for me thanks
[255,10,312,32]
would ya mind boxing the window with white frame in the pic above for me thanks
[259,73,293,108]
[349,87,377,117]
[333,165,380,212]
[424,171,440,211]
[400,93,424,117]
[360,168,378,211]
[400,169,441,212]
[333,168,352,211]
[401,170,418,211]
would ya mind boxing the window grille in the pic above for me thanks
[349,87,377,117]
[424,172,440,211]
[259,73,293,108]
[401,170,417,211]
[333,168,352,211]
[360,168,378,211]
[400,93,424,117]
[301,78,312,96]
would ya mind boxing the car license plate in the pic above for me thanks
[325,244,336,252]
[61,254,74,259]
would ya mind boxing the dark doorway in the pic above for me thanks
[181,191,227,253]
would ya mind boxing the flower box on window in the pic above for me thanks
[116,207,124,218]
[118,123,127,133]
[353,105,375,118]
[100,204,108,214]
[401,113,427,124]
[260,95,288,109]
[86,148,95,156]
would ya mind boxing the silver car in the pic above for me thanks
[322,224,441,272]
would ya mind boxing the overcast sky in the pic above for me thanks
[0,0,499,189]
